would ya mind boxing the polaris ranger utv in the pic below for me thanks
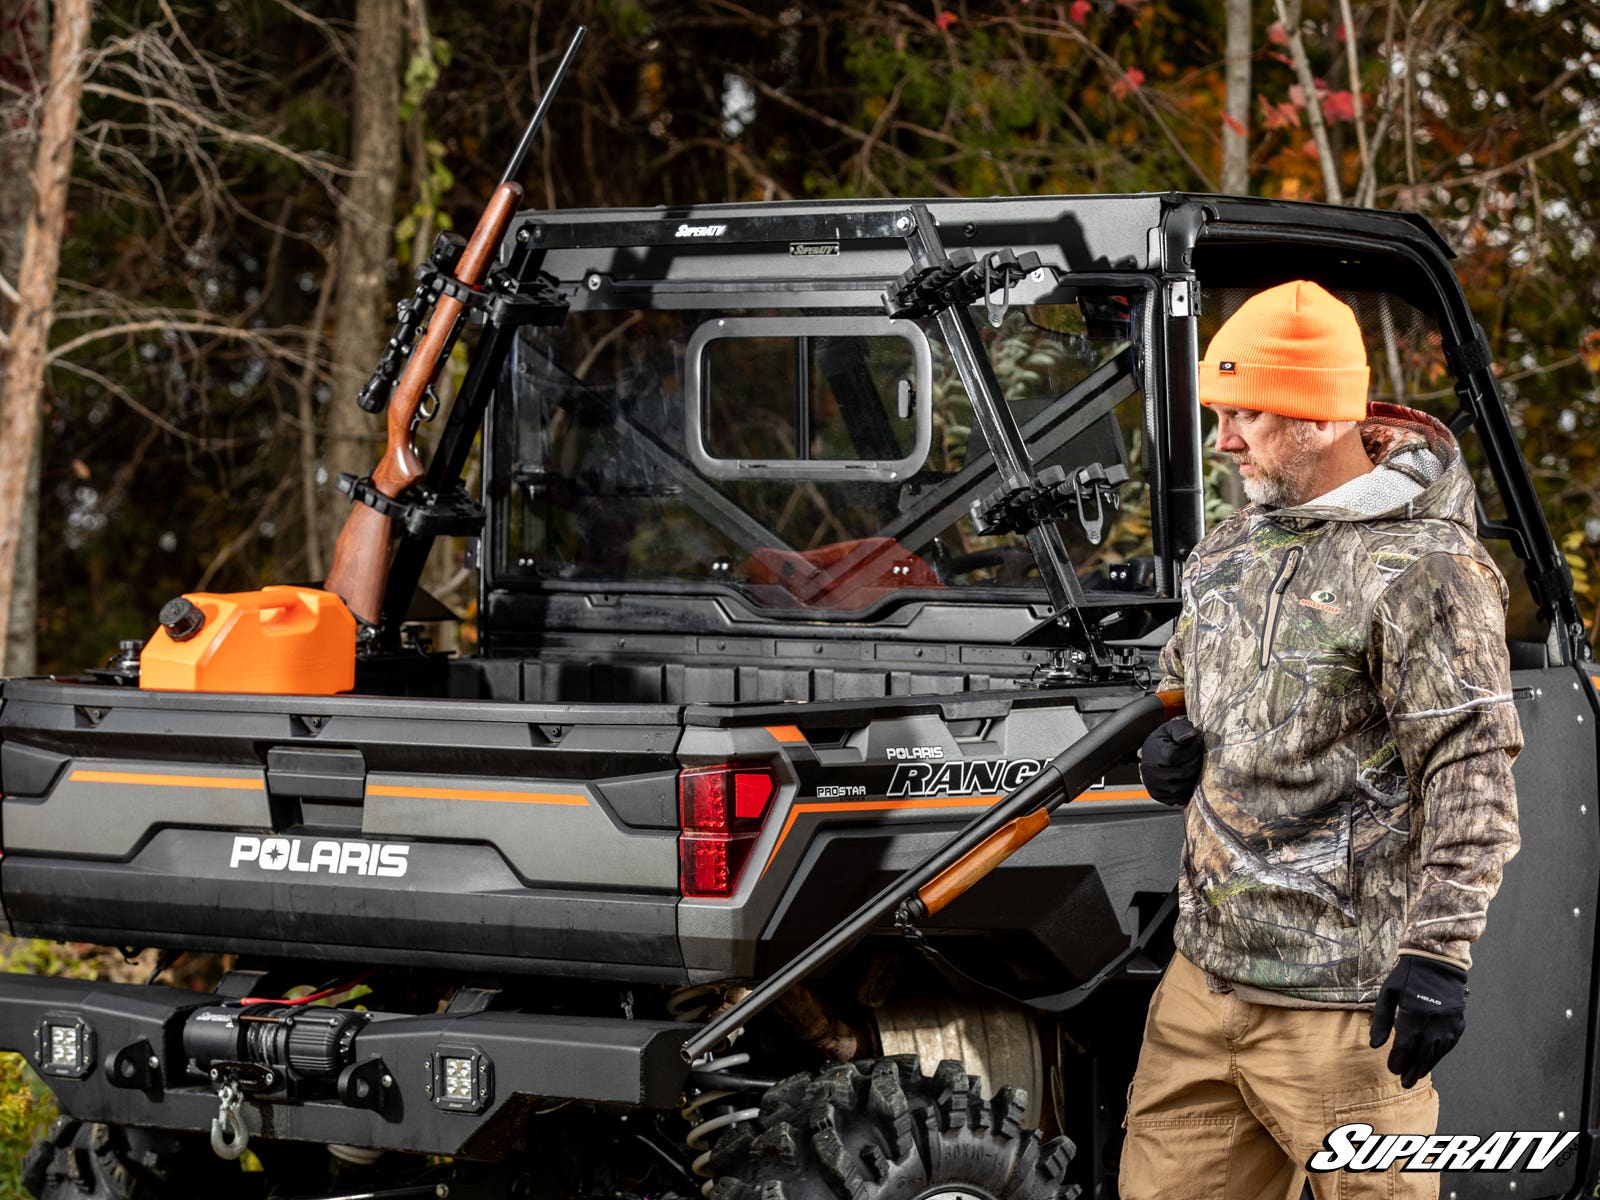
[1,192,1594,1200]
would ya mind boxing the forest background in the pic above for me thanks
[0,0,1596,1181]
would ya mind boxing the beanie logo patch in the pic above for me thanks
[1219,361,1237,374]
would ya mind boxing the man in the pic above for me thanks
[1119,280,1522,1200]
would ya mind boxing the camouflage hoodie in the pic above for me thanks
[1159,402,1522,1005]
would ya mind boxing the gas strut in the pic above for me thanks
[680,687,1185,1062]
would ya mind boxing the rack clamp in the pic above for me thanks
[358,232,569,416]
[883,247,1042,321]
[335,475,485,539]
[970,462,1130,544]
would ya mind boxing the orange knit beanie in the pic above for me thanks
[1199,280,1370,420]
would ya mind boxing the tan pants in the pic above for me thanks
[1119,953,1440,1200]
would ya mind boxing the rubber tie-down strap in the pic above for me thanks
[1444,329,1492,376]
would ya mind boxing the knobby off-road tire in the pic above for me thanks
[21,1118,240,1200]
[705,1055,1081,1200]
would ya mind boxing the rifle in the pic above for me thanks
[325,26,587,627]
[680,687,1185,1062]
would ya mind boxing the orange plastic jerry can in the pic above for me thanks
[139,586,357,695]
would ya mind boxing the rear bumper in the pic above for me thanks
[0,973,692,1158]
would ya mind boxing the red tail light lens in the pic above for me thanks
[679,765,777,898]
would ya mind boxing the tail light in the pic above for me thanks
[678,764,777,898]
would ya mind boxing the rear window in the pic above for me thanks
[492,284,1154,616]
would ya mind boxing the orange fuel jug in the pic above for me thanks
[139,586,356,695]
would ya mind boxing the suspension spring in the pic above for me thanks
[666,984,722,1024]
[682,1052,763,1197]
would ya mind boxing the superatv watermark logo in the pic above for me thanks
[674,223,727,238]
[1308,1124,1577,1173]
[887,759,1043,798]
[229,835,409,878]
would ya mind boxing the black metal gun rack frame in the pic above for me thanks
[368,205,1145,669]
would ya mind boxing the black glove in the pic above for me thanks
[1138,718,1204,806]
[1368,955,1469,1088]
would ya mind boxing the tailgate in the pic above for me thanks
[0,681,687,979]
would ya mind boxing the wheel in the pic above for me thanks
[22,1119,243,1200]
[704,1055,1080,1200]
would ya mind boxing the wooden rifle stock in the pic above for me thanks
[914,687,1187,919]
[680,687,1186,1062]
[916,809,1051,918]
[324,183,522,625]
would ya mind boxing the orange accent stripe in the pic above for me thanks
[366,783,588,807]
[1590,674,1600,691]
[1080,788,1155,801]
[757,786,1154,879]
[70,769,263,791]
[765,725,807,744]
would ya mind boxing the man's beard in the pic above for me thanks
[1236,423,1320,507]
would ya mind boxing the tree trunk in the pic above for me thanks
[1221,0,1251,196]
[0,0,86,666]
[1217,0,1251,513]
[0,2,50,282]
[1,1,52,676]
[1274,0,1343,203]
[320,0,403,574]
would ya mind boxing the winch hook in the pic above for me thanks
[210,1082,249,1160]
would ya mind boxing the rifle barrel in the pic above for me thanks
[501,25,588,187]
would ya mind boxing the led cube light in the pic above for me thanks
[429,1042,493,1114]
[49,1025,79,1069]
[34,1013,94,1079]
[442,1056,475,1101]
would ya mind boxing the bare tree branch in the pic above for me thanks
[1273,0,1343,202]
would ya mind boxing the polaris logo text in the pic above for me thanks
[675,223,726,238]
[887,759,1043,798]
[229,835,409,878]
[1307,1124,1577,1173]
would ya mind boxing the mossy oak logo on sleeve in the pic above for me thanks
[1299,589,1342,614]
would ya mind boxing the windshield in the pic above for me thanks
[490,284,1153,617]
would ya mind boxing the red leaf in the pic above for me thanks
[1301,138,1319,158]
[1581,330,1600,373]
[1267,21,1289,45]
[1110,67,1145,100]
[1221,111,1246,137]
[1288,83,1306,109]
[935,10,957,30]
[1257,94,1301,130]
[1321,89,1356,123]
[1068,0,1092,23]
